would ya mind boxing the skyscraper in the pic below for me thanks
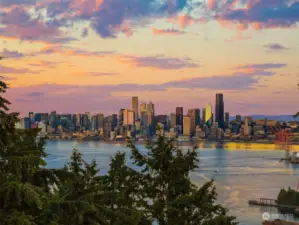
[205,104,212,126]
[225,112,230,123]
[119,109,125,126]
[183,116,191,136]
[215,93,224,129]
[132,96,139,120]
[187,109,199,135]
[202,108,206,125]
[147,102,155,125]
[124,109,135,125]
[170,113,176,128]
[176,107,183,126]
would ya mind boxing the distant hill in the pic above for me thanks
[229,115,296,122]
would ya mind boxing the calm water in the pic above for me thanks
[45,140,299,225]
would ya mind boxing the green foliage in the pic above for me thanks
[126,135,238,225]
[277,187,299,206]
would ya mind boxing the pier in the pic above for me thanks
[248,198,299,212]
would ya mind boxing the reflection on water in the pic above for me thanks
[44,140,299,225]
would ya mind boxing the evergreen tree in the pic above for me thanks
[126,133,238,225]
[44,148,146,225]
[103,152,151,225]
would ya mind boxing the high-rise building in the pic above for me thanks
[132,96,139,120]
[147,102,155,116]
[124,109,135,125]
[215,93,224,129]
[147,102,155,125]
[97,114,104,128]
[29,112,34,122]
[119,109,125,126]
[187,109,199,135]
[225,112,230,123]
[170,113,176,128]
[176,107,183,127]
[202,108,206,125]
[183,116,191,136]
[205,104,212,126]
[244,116,250,136]
[236,115,242,123]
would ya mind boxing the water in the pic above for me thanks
[44,140,299,225]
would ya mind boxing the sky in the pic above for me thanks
[0,0,298,117]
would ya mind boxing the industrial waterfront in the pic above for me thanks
[45,140,299,225]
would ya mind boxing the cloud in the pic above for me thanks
[263,43,289,52]
[75,72,120,76]
[0,48,25,58]
[38,45,115,57]
[0,64,33,74]
[213,0,299,30]
[26,92,45,97]
[0,0,36,7]
[40,0,194,38]
[29,60,62,68]
[117,55,200,69]
[152,27,186,35]
[0,7,76,44]
[234,63,287,70]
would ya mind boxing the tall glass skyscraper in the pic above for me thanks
[215,93,224,129]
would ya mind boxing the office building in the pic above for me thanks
[202,108,206,125]
[205,104,212,126]
[225,112,230,123]
[123,109,135,125]
[147,102,155,125]
[176,107,183,127]
[236,115,242,123]
[244,116,251,136]
[183,116,191,136]
[187,109,199,135]
[132,96,139,120]
[97,114,104,129]
[215,93,224,129]
[170,113,176,128]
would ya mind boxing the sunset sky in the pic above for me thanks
[1,0,298,116]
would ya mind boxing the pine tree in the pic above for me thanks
[0,77,61,224]
[103,152,151,225]
[126,132,238,225]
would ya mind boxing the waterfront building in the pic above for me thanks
[183,116,191,136]
[38,121,47,133]
[244,116,250,136]
[215,93,224,129]
[132,96,139,120]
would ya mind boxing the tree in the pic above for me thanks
[0,77,62,224]
[126,132,237,225]
[43,148,146,225]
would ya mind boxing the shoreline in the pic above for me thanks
[46,138,299,151]
[46,137,299,145]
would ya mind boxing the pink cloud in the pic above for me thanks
[152,27,186,35]
[207,0,216,9]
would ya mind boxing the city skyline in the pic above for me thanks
[1,0,298,116]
